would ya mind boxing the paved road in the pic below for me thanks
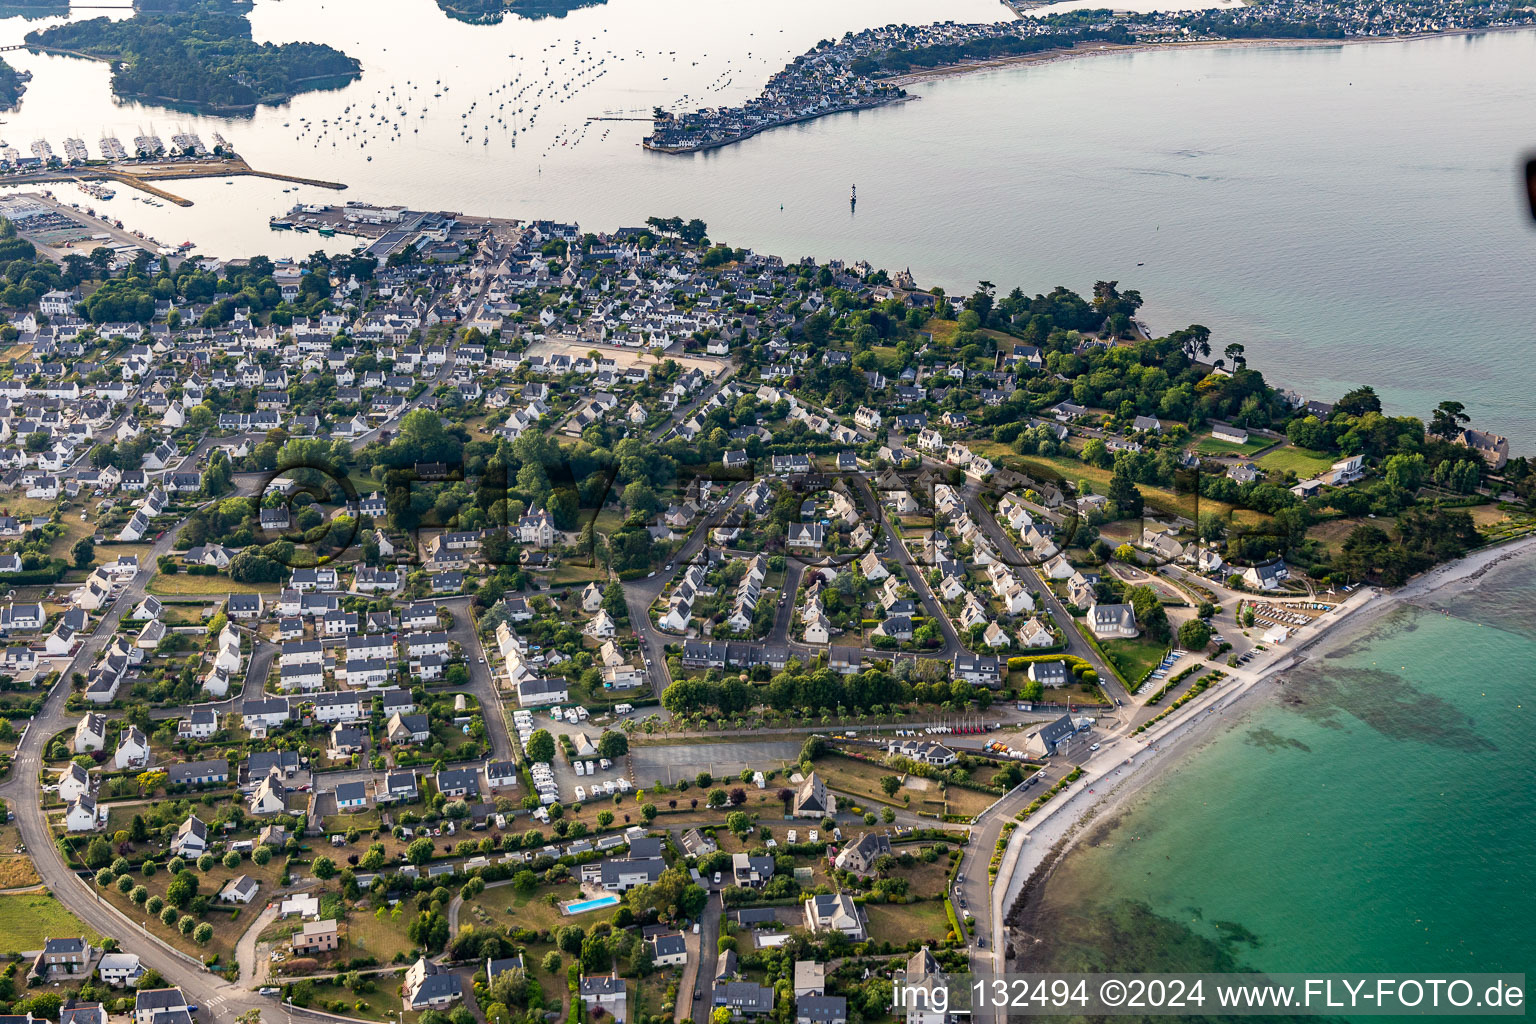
[688,891,724,1023]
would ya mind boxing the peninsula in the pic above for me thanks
[0,194,1529,1023]
[0,55,29,110]
[435,0,609,24]
[645,0,1536,153]
[24,0,361,114]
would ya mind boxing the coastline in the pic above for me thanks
[995,530,1536,953]
[885,24,1536,87]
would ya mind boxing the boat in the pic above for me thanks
[317,226,335,237]
[270,219,293,230]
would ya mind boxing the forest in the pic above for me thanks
[435,0,608,24]
[0,57,27,110]
[28,0,360,111]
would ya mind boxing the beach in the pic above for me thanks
[993,531,1536,957]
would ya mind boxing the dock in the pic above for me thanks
[0,156,346,207]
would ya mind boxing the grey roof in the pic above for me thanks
[797,996,847,1023]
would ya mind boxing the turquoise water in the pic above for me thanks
[566,894,621,914]
[1017,554,1536,982]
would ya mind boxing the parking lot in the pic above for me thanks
[629,739,804,786]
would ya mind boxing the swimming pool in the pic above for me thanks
[564,894,621,915]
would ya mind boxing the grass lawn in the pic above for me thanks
[0,891,102,950]
[884,849,955,899]
[1100,635,1169,685]
[147,573,278,596]
[299,977,402,1021]
[968,443,1270,527]
[862,900,952,945]
[339,906,418,962]
[810,754,906,809]
[548,563,606,586]
[1256,446,1336,478]
[943,785,999,821]
[1193,434,1272,457]
[477,882,582,932]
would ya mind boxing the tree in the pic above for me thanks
[1178,618,1212,651]
[513,869,538,893]
[72,536,95,569]
[193,922,214,945]
[597,730,628,759]
[525,728,556,764]
[1429,400,1470,439]
[725,811,750,837]
[166,870,198,908]
[223,850,241,869]
[85,836,112,869]
[879,775,901,797]
[406,837,434,866]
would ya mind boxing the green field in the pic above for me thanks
[1256,446,1337,478]
[1194,434,1272,457]
[969,442,1270,527]
[1099,635,1169,687]
[862,900,952,945]
[0,892,101,951]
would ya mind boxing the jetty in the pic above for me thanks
[0,156,346,207]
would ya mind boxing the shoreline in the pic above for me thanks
[885,24,1536,87]
[994,531,1536,952]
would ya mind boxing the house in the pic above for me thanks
[803,893,865,940]
[403,957,463,1011]
[58,761,91,803]
[381,769,419,803]
[898,948,948,1024]
[115,724,151,769]
[792,772,835,819]
[134,989,191,1024]
[796,996,848,1024]
[167,758,229,788]
[1028,660,1069,688]
[435,767,480,799]
[1243,558,1289,591]
[64,793,100,831]
[329,724,366,757]
[793,962,825,999]
[648,933,688,967]
[887,739,957,767]
[731,852,776,887]
[293,919,340,954]
[248,770,288,816]
[171,814,208,857]
[517,676,568,707]
[74,713,108,753]
[1023,714,1080,758]
[31,937,90,978]
[952,653,1002,687]
[714,982,774,1018]
[579,975,627,1024]
[1456,427,1509,469]
[336,780,370,810]
[226,593,263,619]
[833,832,892,877]
[597,857,666,891]
[1086,602,1138,639]
[218,874,260,905]
[1210,421,1249,445]
[97,951,145,987]
[387,712,431,745]
[486,760,519,790]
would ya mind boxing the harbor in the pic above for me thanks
[0,154,346,207]
[0,190,189,262]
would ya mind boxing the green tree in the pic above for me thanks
[525,729,556,764]
[1178,618,1212,651]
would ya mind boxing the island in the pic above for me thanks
[436,0,608,24]
[0,56,30,111]
[24,0,361,114]
[646,0,1536,152]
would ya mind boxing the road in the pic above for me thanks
[688,891,723,1023]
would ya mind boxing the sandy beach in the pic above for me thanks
[887,25,1536,88]
[991,530,1536,955]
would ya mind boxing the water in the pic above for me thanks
[0,0,1534,443]
[565,894,621,914]
[1015,554,1536,989]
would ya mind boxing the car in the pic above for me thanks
[1115,698,1123,707]
[666,563,674,571]
[713,871,721,884]
[259,988,282,998]
[1090,743,1101,751]
[977,937,986,948]
[647,571,656,578]
[956,873,964,882]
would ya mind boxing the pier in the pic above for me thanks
[0,156,346,207]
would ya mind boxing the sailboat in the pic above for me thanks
[849,183,856,211]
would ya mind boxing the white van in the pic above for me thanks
[574,786,586,802]
[615,704,633,715]
[600,758,612,770]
